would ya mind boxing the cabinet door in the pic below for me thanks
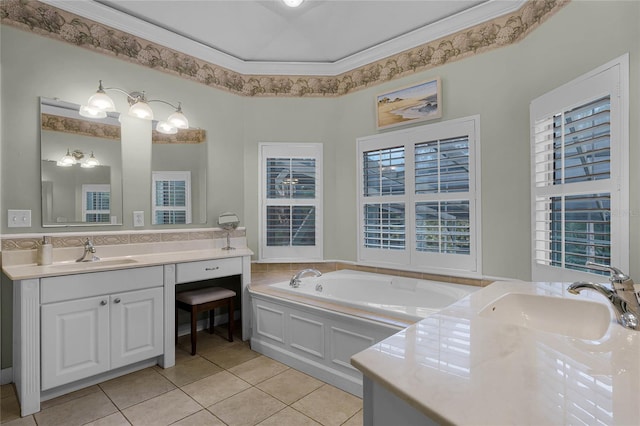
[41,296,110,390]
[110,287,163,369]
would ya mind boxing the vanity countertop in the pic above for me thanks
[350,280,640,425]
[2,247,253,281]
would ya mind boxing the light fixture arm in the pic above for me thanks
[147,99,183,111]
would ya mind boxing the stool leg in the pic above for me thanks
[228,298,234,342]
[209,309,215,334]
[190,306,197,356]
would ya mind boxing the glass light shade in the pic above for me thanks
[81,152,100,168]
[129,101,154,120]
[156,120,178,135]
[87,91,116,111]
[167,110,189,129]
[57,149,76,167]
[79,105,108,119]
[283,0,303,7]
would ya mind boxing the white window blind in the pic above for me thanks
[152,171,192,225]
[357,116,480,274]
[531,55,628,281]
[259,143,323,262]
[82,184,110,223]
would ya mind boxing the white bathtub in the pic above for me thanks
[269,269,479,321]
[250,269,480,396]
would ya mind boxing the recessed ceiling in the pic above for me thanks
[42,0,526,75]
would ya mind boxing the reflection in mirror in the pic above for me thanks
[151,126,207,225]
[40,97,123,226]
[218,212,240,250]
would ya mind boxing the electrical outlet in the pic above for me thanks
[133,211,144,227]
[8,209,31,228]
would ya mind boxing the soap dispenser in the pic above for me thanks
[37,236,52,266]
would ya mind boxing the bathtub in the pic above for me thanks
[249,269,479,396]
[269,269,478,321]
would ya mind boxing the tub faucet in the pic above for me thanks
[567,262,640,331]
[76,238,100,262]
[290,268,322,288]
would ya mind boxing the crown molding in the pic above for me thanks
[40,0,526,76]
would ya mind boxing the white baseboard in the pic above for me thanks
[1,367,13,385]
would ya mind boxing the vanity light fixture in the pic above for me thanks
[56,148,76,167]
[80,80,189,134]
[81,151,100,168]
[282,0,303,7]
[56,149,100,168]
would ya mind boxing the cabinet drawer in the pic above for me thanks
[41,266,163,304]
[176,257,242,283]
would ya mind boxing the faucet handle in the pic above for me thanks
[586,261,631,284]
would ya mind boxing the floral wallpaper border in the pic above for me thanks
[41,112,121,140]
[1,0,569,98]
[152,128,206,144]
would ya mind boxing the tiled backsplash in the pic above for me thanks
[1,228,246,251]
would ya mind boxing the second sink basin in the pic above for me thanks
[478,292,611,340]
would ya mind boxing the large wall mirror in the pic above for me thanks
[40,97,123,226]
[151,128,207,225]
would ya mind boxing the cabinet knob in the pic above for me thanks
[205,266,220,271]
[100,300,107,306]
[114,298,121,304]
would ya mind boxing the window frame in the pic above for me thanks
[530,54,629,282]
[151,170,192,225]
[357,116,482,275]
[258,142,323,262]
[81,183,111,223]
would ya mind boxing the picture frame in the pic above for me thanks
[376,77,442,130]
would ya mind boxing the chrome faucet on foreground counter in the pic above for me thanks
[568,262,640,331]
[289,268,322,288]
[76,238,100,262]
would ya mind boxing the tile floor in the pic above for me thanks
[1,327,363,426]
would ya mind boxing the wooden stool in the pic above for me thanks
[175,287,236,355]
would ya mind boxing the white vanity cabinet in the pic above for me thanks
[38,266,164,390]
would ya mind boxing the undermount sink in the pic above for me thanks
[478,292,611,340]
[47,258,139,270]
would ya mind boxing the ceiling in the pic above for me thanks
[43,0,526,75]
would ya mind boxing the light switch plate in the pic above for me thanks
[133,211,144,227]
[8,209,32,227]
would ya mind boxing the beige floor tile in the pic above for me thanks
[181,371,250,408]
[2,416,36,426]
[176,330,233,354]
[228,355,289,385]
[84,412,132,425]
[256,369,324,404]
[99,368,176,410]
[291,385,362,426]
[121,389,201,426]
[40,385,102,410]
[34,390,118,426]
[0,393,21,424]
[257,407,321,426]
[170,409,226,426]
[207,387,285,426]
[1,384,15,400]
[342,409,363,426]
[156,356,222,387]
[200,342,261,369]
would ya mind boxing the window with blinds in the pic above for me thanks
[357,117,480,273]
[259,143,323,261]
[82,184,110,223]
[151,171,191,225]
[531,56,628,281]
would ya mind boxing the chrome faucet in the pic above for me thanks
[289,268,322,288]
[567,262,640,331]
[76,238,100,262]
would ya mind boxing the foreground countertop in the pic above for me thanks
[2,247,253,280]
[351,280,640,425]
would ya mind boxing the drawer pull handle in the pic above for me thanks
[100,300,107,306]
[205,266,220,271]
[114,298,121,304]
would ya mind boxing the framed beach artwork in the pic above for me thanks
[376,77,442,129]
